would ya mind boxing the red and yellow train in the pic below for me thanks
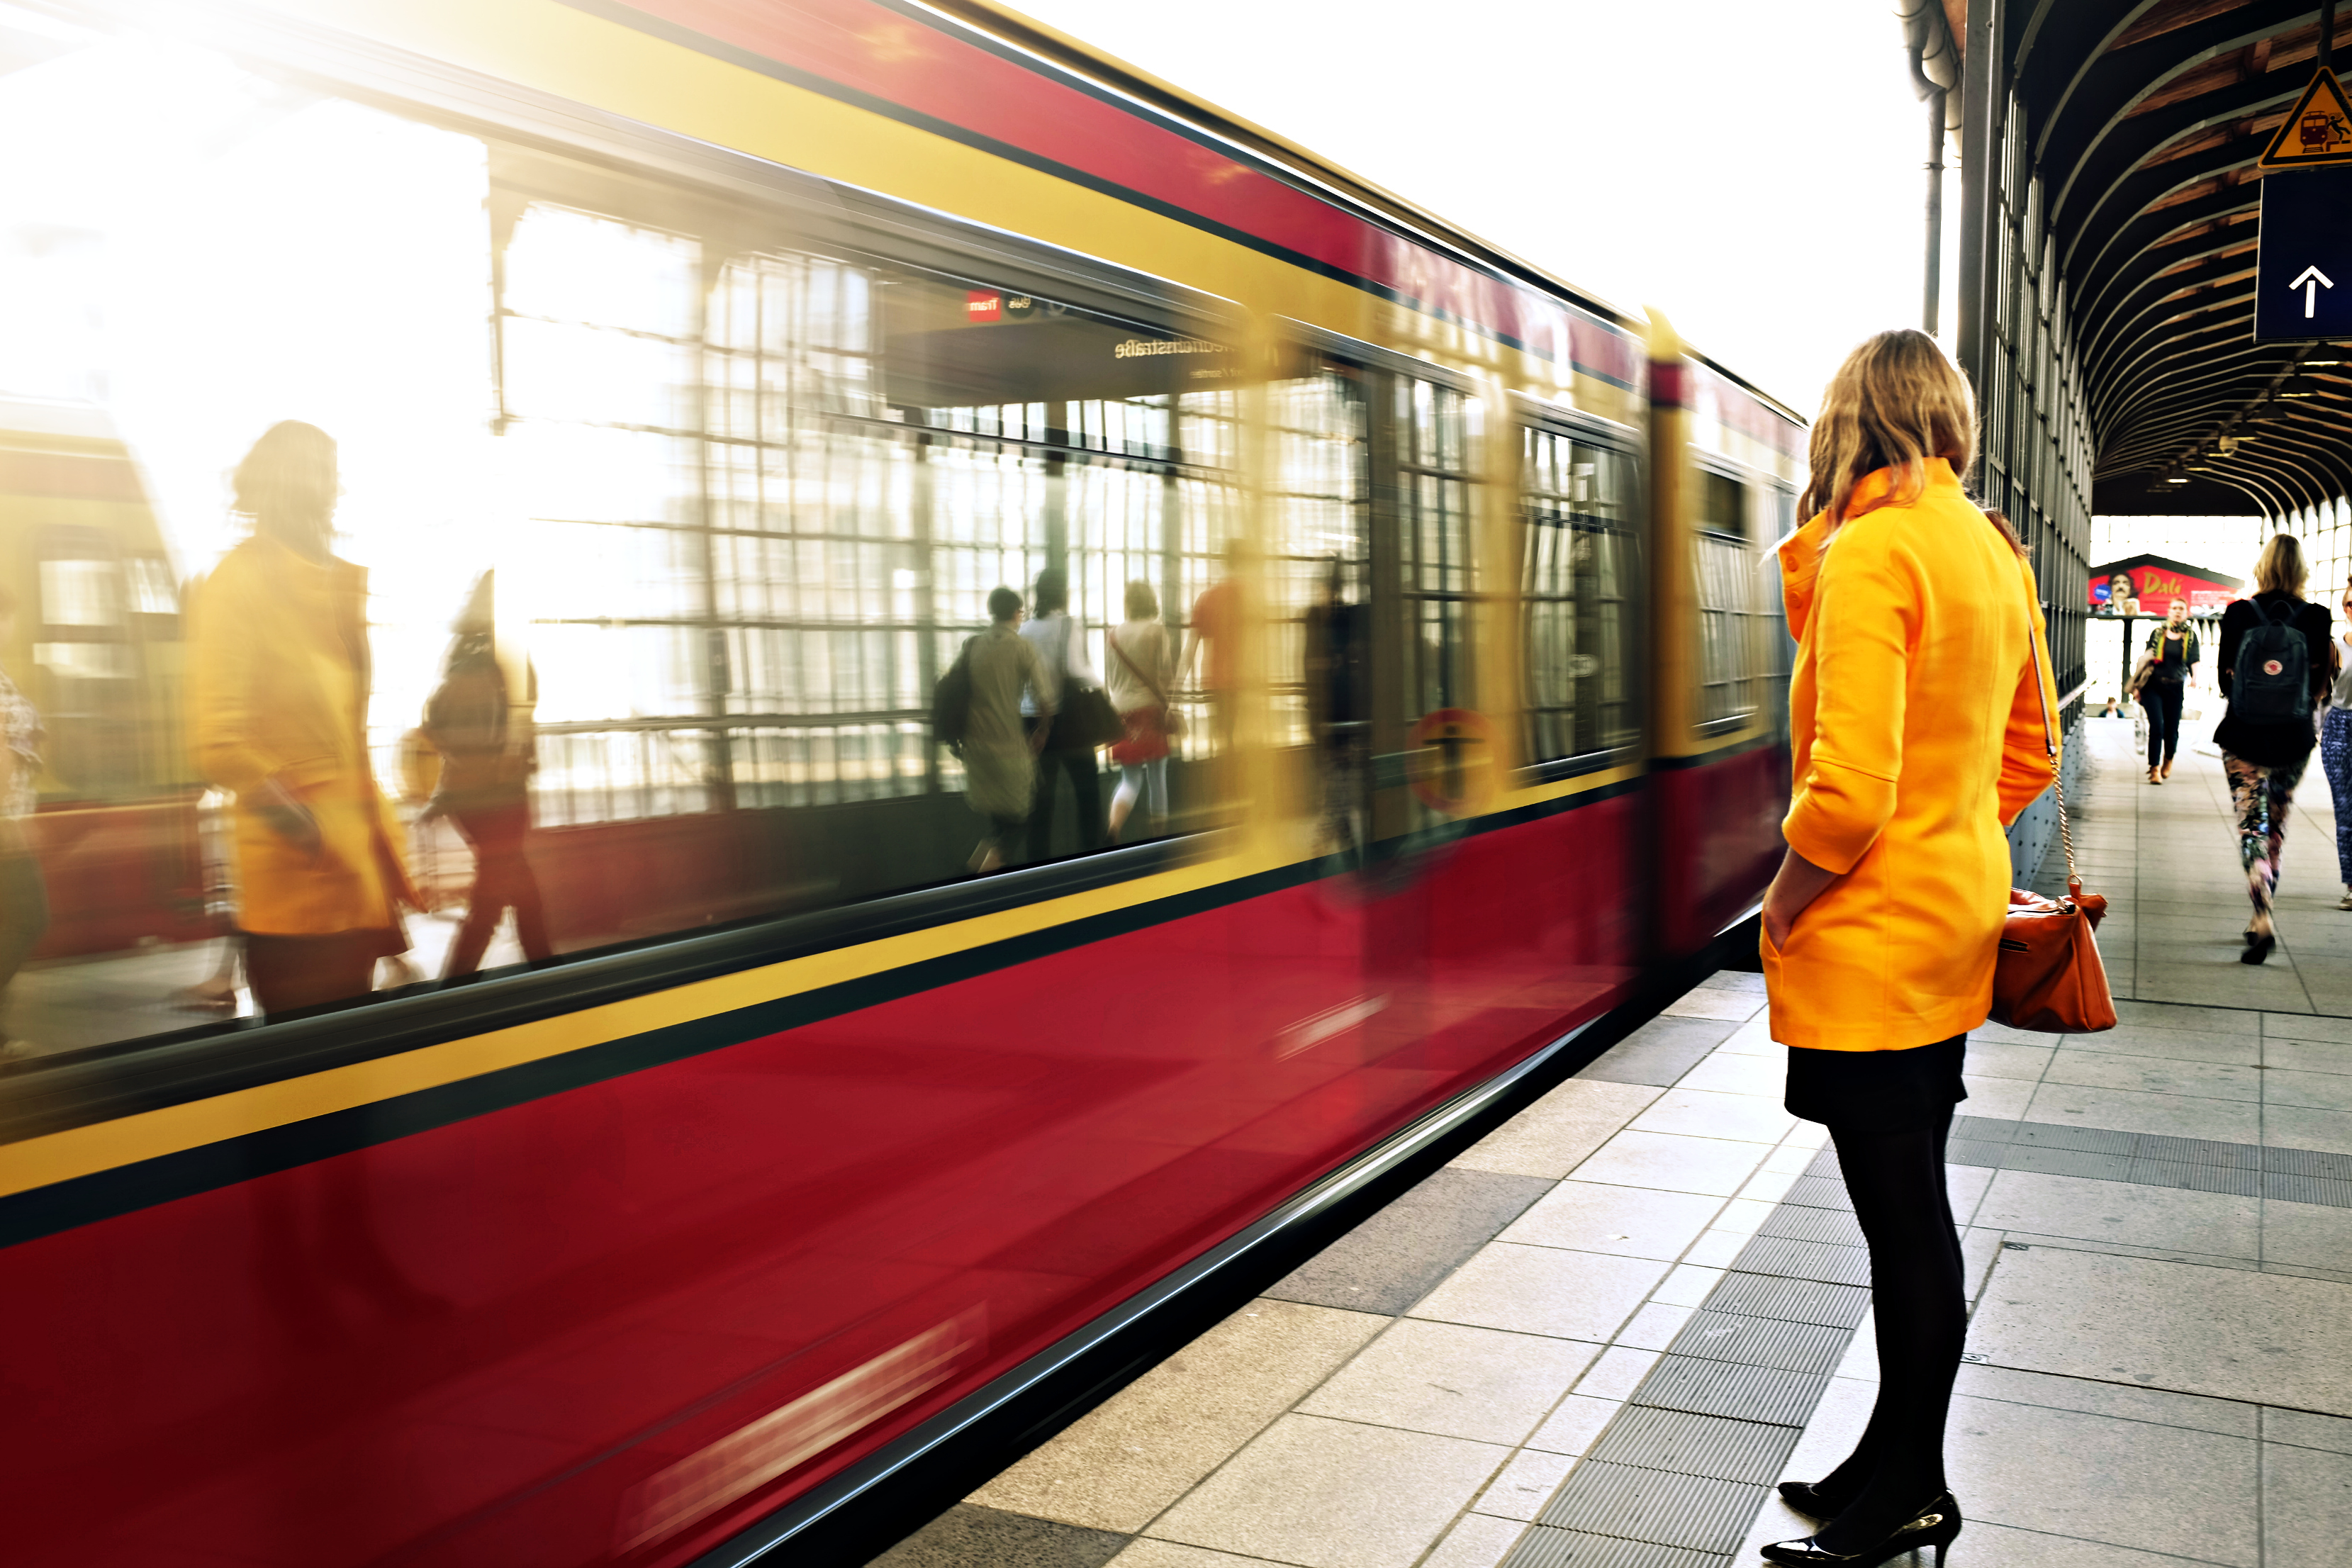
[0,3,1801,1563]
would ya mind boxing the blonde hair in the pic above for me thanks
[1124,579,1159,621]
[2253,533,2308,597]
[230,421,337,542]
[1799,329,1979,538]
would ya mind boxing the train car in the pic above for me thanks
[0,3,1801,1565]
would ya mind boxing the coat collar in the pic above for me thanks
[1774,460,1963,639]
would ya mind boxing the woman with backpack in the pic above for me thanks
[2217,534,2332,964]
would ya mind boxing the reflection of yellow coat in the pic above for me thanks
[1764,461,2057,1051]
[188,535,416,936]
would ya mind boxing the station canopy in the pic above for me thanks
[1925,1,2352,519]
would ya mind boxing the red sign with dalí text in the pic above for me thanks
[2088,554,2242,616]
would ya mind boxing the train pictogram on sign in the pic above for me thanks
[2258,67,2352,169]
[1404,707,1497,816]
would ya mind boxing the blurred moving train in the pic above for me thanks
[0,2,1801,1564]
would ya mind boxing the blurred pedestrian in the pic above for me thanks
[1021,568,1104,860]
[1180,539,1246,759]
[420,571,552,979]
[2323,582,2352,912]
[1759,330,2056,1568]
[962,586,1051,875]
[2137,599,2199,783]
[1104,579,1175,844]
[2216,534,2330,964]
[188,421,418,1014]
[0,586,47,1061]
[1305,554,1367,856]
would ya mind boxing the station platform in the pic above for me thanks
[878,716,2352,1568]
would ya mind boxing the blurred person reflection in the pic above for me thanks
[1104,579,1176,844]
[1021,568,1104,860]
[418,571,552,978]
[188,421,419,1014]
[1304,555,1366,857]
[965,586,1053,875]
[0,586,47,1063]
[1180,539,1247,758]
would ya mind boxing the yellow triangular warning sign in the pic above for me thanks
[2260,67,2352,169]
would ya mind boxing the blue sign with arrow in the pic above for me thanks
[2256,167,2352,341]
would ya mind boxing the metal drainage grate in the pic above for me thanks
[1535,1459,1769,1553]
[1756,1205,1865,1247]
[1706,1272,1872,1329]
[1633,1357,1830,1426]
[1730,1235,1872,1289]
[1780,1176,1855,1211]
[1501,1525,1730,1568]
[1668,1310,1850,1375]
[1585,1405,1803,1486]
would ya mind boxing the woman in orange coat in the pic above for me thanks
[189,421,418,1014]
[1757,332,2056,1568]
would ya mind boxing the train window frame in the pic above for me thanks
[1270,322,1482,841]
[1513,401,1645,783]
[1690,457,1771,738]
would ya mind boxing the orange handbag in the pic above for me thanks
[1990,552,2117,1034]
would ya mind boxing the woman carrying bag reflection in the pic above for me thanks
[1756,331,2059,1568]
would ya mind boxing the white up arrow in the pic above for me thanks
[2291,265,2335,318]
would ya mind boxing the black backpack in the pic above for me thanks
[2231,600,2312,723]
[931,637,976,749]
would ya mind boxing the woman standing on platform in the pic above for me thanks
[2138,599,2198,783]
[1757,330,2058,1568]
[2215,535,2331,963]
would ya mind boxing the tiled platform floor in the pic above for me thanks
[878,726,2352,1568]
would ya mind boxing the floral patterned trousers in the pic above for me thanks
[2222,750,2307,933]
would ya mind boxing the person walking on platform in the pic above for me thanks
[2137,600,2198,783]
[961,586,1052,875]
[2217,536,2331,963]
[1757,330,2058,1568]
[1021,569,1104,861]
[419,572,554,979]
[189,421,420,1015]
[2320,582,2352,911]
[1104,579,1176,844]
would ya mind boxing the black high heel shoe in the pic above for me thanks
[1761,1491,1962,1567]
[1776,1480,1858,1520]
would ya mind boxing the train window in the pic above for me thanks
[0,36,1245,1056]
[1522,428,1638,764]
[1693,468,1766,729]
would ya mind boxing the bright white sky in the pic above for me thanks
[1010,0,1954,418]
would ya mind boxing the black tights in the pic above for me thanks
[1810,1104,1967,1550]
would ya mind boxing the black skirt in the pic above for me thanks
[1785,1036,1968,1132]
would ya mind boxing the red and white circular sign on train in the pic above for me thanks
[1404,707,1498,817]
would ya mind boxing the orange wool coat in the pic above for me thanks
[1762,460,2059,1051]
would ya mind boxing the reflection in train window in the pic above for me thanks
[1523,430,1637,764]
[0,43,1249,1055]
[1693,468,1764,729]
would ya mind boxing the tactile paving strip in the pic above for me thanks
[1937,1116,2352,1205]
[1633,1356,1829,1426]
[1669,1310,1850,1374]
[1706,1271,1872,1329]
[1586,1405,1803,1485]
[1535,1460,1768,1552]
[1501,1525,1729,1568]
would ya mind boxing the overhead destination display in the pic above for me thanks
[2253,165,2352,342]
